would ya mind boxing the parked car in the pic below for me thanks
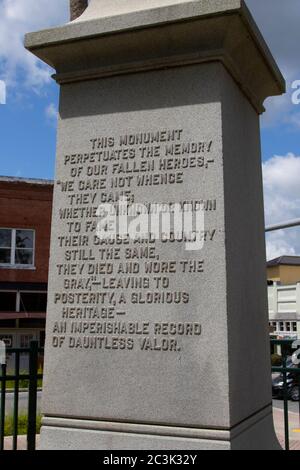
[272,357,300,401]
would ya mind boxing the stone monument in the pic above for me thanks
[25,0,285,449]
[70,0,88,21]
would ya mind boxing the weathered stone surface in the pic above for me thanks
[25,0,284,114]
[75,0,243,21]
[70,0,88,21]
[25,0,285,449]
[40,406,279,450]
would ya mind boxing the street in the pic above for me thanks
[4,391,42,416]
[273,400,300,450]
[3,394,300,417]
[273,399,300,414]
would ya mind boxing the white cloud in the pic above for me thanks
[45,102,58,122]
[263,154,300,259]
[246,0,300,129]
[266,231,298,261]
[0,0,68,91]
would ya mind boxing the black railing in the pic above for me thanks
[0,339,299,451]
[0,341,43,451]
[271,339,300,451]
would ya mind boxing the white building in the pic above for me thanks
[268,283,300,338]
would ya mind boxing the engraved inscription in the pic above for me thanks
[51,129,218,353]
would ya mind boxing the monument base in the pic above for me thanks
[41,406,281,450]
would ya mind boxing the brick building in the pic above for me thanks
[0,176,53,349]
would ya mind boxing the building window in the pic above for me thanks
[0,229,35,268]
[286,322,291,332]
[0,291,17,312]
[0,335,13,348]
[20,334,34,348]
[292,322,297,332]
[279,322,284,332]
[0,290,47,313]
[0,229,11,263]
[20,292,47,313]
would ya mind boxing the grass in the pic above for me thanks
[5,378,43,390]
[4,414,42,437]
[5,368,43,390]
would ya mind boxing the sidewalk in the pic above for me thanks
[4,435,40,450]
[273,406,300,450]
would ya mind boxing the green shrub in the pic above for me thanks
[271,354,282,366]
[5,367,43,390]
[4,414,42,437]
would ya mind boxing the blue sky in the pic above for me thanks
[0,0,300,258]
[0,81,58,178]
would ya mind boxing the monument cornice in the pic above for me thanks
[25,0,284,114]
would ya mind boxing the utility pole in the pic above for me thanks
[70,0,88,21]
